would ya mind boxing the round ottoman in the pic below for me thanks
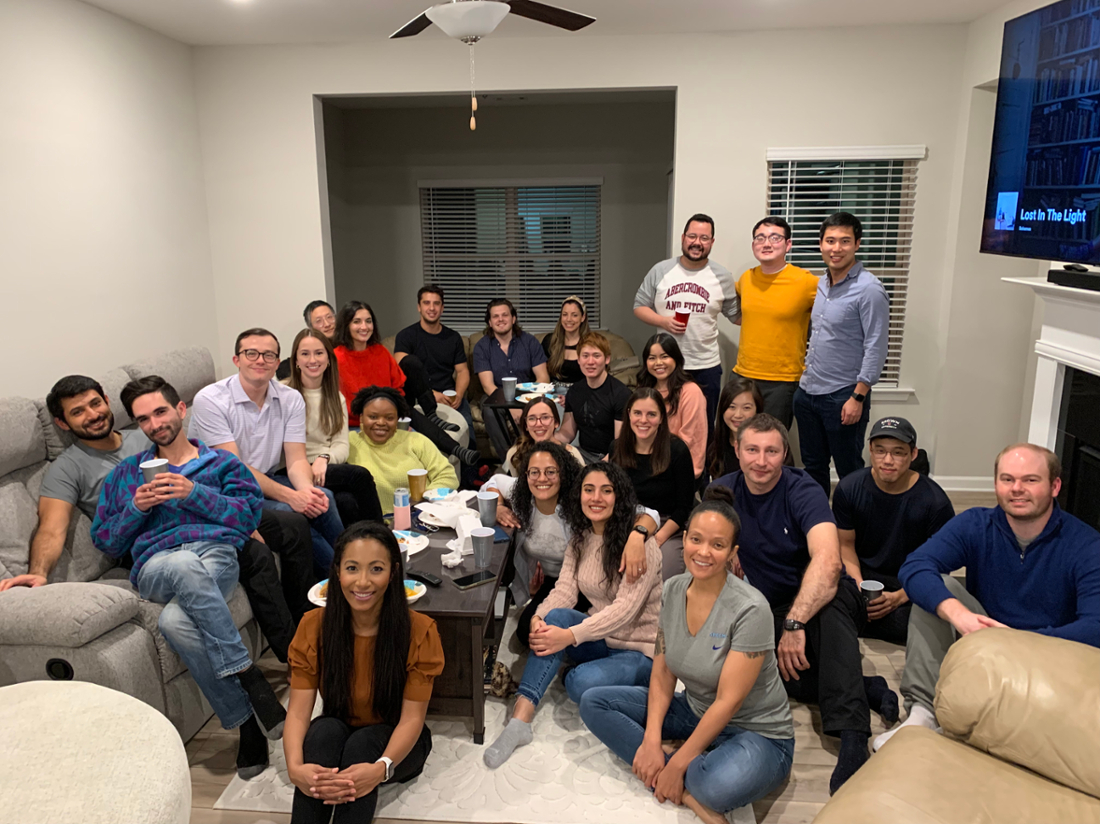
[0,681,191,824]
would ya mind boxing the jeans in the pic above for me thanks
[136,541,253,729]
[516,608,653,707]
[580,687,794,813]
[265,476,344,572]
[515,580,591,649]
[455,397,475,434]
[686,365,722,439]
[792,384,871,497]
[291,717,432,824]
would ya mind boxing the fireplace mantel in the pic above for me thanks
[1004,277,1100,450]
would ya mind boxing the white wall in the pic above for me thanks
[322,98,674,348]
[0,0,216,399]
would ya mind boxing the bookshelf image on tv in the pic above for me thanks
[983,0,1100,263]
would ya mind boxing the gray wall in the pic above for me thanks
[322,98,675,351]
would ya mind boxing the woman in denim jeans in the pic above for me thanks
[483,462,663,769]
[579,488,795,823]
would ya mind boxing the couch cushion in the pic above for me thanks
[0,582,139,647]
[122,347,215,406]
[0,482,39,580]
[35,368,135,460]
[0,398,47,478]
[49,511,119,584]
[935,628,1100,799]
[815,726,1100,824]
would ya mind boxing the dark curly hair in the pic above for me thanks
[563,461,638,594]
[350,385,409,419]
[511,441,583,530]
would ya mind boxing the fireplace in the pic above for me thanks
[1006,276,1100,530]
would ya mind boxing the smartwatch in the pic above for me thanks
[783,619,807,632]
[632,524,650,539]
[850,391,866,403]
[375,756,394,782]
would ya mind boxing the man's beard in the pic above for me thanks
[149,419,183,447]
[74,411,116,441]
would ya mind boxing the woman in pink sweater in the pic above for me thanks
[484,461,662,769]
[636,333,707,479]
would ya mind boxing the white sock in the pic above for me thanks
[872,703,940,752]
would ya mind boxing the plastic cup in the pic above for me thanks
[471,527,495,569]
[443,390,457,400]
[476,490,499,527]
[674,311,690,326]
[140,459,169,485]
[502,377,518,402]
[397,417,412,431]
[407,468,428,503]
[860,580,885,603]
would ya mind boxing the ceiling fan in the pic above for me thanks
[390,1,596,43]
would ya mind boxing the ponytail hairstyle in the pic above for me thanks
[636,333,693,416]
[611,387,671,475]
[287,328,345,440]
[687,484,742,545]
[318,522,411,726]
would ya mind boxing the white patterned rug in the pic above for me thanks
[215,618,754,824]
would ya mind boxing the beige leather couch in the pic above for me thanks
[383,329,639,455]
[815,629,1100,824]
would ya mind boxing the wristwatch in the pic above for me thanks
[375,756,394,782]
[317,453,330,462]
[850,391,866,403]
[783,618,807,632]
[632,524,650,539]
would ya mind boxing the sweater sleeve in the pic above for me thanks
[1035,539,1100,646]
[177,454,263,537]
[570,538,662,647]
[899,511,976,613]
[386,348,407,393]
[328,393,350,464]
[536,539,581,618]
[90,464,149,559]
[666,440,696,529]
[677,383,708,478]
[411,433,458,491]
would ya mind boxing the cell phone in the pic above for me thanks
[451,570,496,590]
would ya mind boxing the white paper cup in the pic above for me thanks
[860,580,885,602]
[471,527,495,569]
[140,459,169,485]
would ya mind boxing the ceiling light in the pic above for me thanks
[426,1,510,43]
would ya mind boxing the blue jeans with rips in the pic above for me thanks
[136,541,253,729]
[516,608,653,708]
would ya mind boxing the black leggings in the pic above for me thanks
[515,576,592,649]
[291,718,432,824]
[323,463,384,526]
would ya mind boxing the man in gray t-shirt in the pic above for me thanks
[661,573,794,739]
[40,430,151,520]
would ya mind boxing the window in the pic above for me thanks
[766,147,924,387]
[419,182,601,333]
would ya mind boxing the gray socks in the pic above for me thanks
[483,717,532,768]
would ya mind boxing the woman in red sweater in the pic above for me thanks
[333,301,479,466]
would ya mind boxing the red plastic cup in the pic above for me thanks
[674,311,690,326]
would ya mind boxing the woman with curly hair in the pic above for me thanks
[284,522,444,823]
[541,296,591,384]
[346,386,457,515]
[637,333,707,479]
[483,461,662,769]
[502,395,584,476]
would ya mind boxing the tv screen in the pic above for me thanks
[982,0,1100,263]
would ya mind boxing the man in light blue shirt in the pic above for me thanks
[793,213,889,496]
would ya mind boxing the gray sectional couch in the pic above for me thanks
[0,347,261,743]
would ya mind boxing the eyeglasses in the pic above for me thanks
[526,415,555,426]
[526,468,560,480]
[240,349,279,363]
[684,233,713,243]
[752,233,787,245]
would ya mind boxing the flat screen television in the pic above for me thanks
[982,0,1100,263]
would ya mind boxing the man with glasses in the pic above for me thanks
[189,328,344,573]
[634,213,740,435]
[793,213,889,497]
[733,216,819,429]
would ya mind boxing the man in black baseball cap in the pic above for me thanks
[831,417,956,646]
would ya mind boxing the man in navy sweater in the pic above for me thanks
[875,443,1100,751]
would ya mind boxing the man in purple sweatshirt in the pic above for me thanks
[92,376,287,780]
[875,443,1100,750]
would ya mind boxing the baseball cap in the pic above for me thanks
[868,417,917,445]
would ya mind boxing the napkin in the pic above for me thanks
[440,513,482,567]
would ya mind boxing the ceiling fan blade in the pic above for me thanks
[390,11,433,38]
[506,0,595,31]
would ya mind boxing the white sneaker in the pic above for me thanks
[872,704,941,752]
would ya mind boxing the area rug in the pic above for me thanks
[215,617,754,824]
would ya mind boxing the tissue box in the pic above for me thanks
[454,514,483,554]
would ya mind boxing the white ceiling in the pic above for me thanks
[80,0,1008,47]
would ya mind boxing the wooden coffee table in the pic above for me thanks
[406,524,515,744]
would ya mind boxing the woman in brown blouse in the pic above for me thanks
[284,522,444,823]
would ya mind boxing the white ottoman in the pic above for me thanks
[0,681,191,824]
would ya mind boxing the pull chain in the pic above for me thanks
[469,43,477,131]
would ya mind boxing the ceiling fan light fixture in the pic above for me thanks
[426,1,510,42]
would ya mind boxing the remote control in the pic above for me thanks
[406,570,442,588]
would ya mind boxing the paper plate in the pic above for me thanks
[308,579,329,607]
[517,392,543,403]
[308,578,428,607]
[422,488,454,503]
[394,530,430,556]
[517,382,555,394]
[415,508,450,527]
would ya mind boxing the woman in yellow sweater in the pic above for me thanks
[348,386,458,515]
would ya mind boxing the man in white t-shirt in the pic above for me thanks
[633,213,740,435]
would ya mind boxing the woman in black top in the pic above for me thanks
[542,296,590,384]
[706,377,765,480]
[609,388,695,581]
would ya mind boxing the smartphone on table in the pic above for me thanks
[451,570,496,590]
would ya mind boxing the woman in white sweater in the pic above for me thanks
[283,329,384,524]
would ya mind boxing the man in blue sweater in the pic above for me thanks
[92,376,288,779]
[875,443,1100,750]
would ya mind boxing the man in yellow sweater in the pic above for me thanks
[733,217,819,430]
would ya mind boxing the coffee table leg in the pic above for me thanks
[471,616,486,744]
